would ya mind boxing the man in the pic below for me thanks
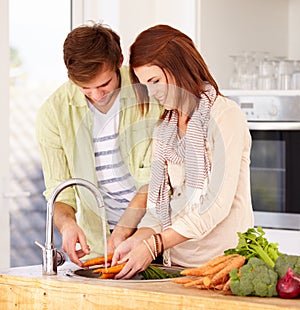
[36,22,161,266]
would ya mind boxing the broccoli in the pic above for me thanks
[224,227,281,268]
[274,254,300,278]
[229,257,278,297]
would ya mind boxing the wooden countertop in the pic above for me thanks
[0,263,299,309]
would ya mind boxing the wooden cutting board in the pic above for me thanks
[0,263,299,310]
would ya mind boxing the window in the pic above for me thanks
[7,0,71,267]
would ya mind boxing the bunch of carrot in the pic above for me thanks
[172,254,246,292]
[82,253,126,279]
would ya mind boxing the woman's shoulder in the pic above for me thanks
[211,95,244,119]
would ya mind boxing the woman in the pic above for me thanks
[111,24,254,279]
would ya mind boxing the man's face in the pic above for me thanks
[78,65,120,109]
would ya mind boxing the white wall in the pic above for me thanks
[288,0,300,59]
[78,0,196,65]
[197,0,289,89]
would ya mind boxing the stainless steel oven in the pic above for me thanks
[225,91,300,232]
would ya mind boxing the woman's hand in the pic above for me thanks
[106,226,136,254]
[111,236,137,266]
[113,239,154,279]
[111,227,156,279]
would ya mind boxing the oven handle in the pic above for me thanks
[248,121,300,130]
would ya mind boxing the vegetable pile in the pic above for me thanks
[173,227,300,299]
[226,227,300,298]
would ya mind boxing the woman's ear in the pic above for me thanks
[119,55,124,68]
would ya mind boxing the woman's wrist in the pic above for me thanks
[144,233,165,260]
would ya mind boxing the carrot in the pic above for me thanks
[180,266,207,277]
[214,283,226,290]
[211,255,245,285]
[196,284,207,289]
[181,254,239,276]
[184,276,207,287]
[201,260,232,276]
[203,276,212,287]
[98,273,115,279]
[83,253,114,267]
[171,277,196,284]
[204,254,240,267]
[222,278,231,291]
[93,262,126,274]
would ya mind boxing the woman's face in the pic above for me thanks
[133,65,177,110]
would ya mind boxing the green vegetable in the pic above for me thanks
[274,254,300,278]
[224,227,281,267]
[140,265,181,280]
[229,257,278,297]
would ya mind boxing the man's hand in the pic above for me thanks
[53,201,90,267]
[60,221,90,266]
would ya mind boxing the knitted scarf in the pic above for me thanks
[148,84,217,231]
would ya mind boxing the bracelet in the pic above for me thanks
[143,239,156,260]
[156,233,164,254]
[151,234,158,258]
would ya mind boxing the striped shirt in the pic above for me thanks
[88,96,136,229]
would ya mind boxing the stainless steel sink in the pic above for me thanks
[71,264,183,282]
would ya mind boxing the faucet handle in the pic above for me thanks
[56,250,66,266]
[35,240,45,250]
[35,241,66,270]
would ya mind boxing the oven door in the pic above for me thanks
[249,122,300,230]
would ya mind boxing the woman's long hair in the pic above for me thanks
[129,24,220,116]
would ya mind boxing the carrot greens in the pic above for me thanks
[224,227,282,268]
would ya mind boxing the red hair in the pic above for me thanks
[129,24,220,116]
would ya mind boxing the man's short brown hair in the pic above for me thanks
[63,22,122,84]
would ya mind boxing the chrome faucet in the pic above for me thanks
[35,178,105,275]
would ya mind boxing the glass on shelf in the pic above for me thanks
[228,52,300,90]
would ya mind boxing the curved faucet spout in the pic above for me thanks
[39,178,105,275]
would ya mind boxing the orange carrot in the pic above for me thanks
[204,254,240,267]
[203,276,212,287]
[83,253,114,267]
[184,276,207,287]
[222,278,231,291]
[181,254,239,276]
[93,262,126,274]
[98,273,115,279]
[171,277,196,285]
[196,284,207,289]
[211,255,245,285]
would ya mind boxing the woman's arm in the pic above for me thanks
[171,103,250,239]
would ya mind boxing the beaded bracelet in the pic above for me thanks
[156,233,164,254]
[143,239,156,260]
[151,234,158,258]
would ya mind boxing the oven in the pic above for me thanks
[225,91,300,235]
